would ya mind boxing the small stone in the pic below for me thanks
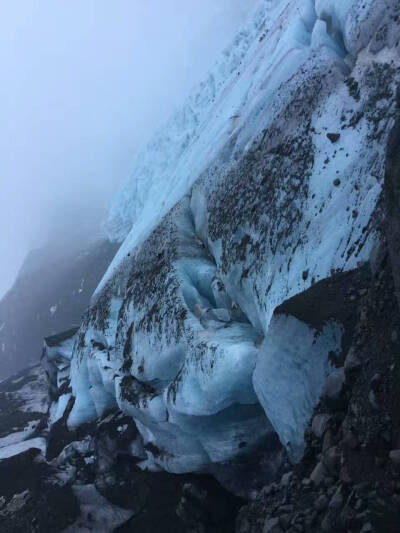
[321,514,332,532]
[381,429,391,444]
[311,414,331,438]
[261,485,274,497]
[344,347,361,378]
[369,390,379,410]
[278,505,294,514]
[361,523,374,533]
[354,482,370,495]
[310,462,328,486]
[389,449,400,466]
[314,494,329,512]
[370,373,382,392]
[342,429,359,450]
[327,486,337,497]
[339,465,352,483]
[392,493,400,506]
[323,446,340,475]
[304,510,318,529]
[302,270,309,281]
[279,514,291,530]
[355,498,364,511]
[329,485,344,510]
[333,178,341,186]
[263,517,283,533]
[322,429,335,454]
[281,472,293,487]
[327,133,341,143]
[322,369,345,410]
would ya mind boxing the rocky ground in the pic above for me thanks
[236,118,400,533]
[237,248,400,532]
[1,3,400,531]
[0,365,243,532]
[3,234,400,533]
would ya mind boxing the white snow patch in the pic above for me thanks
[0,420,40,449]
[62,484,133,533]
[0,437,46,460]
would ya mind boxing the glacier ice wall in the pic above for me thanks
[59,0,400,475]
[253,315,342,461]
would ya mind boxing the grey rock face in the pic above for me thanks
[236,191,400,532]
[0,239,118,379]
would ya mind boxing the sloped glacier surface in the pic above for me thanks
[60,0,400,477]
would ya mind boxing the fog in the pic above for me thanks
[0,0,257,298]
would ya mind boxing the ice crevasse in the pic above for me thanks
[52,0,400,481]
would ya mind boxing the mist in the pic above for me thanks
[0,0,257,298]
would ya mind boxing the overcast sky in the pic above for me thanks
[0,0,256,298]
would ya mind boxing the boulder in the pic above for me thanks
[322,369,346,410]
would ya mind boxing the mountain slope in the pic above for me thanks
[1,1,400,531]
[0,239,118,379]
[59,0,400,488]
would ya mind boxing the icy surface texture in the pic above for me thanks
[253,315,342,461]
[66,0,400,470]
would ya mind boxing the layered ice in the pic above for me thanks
[61,0,400,473]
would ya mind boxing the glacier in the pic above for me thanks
[45,0,400,491]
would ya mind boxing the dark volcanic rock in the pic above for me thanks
[0,449,80,533]
[322,369,346,411]
[327,133,341,143]
[2,3,400,533]
[237,231,400,533]
[0,239,118,379]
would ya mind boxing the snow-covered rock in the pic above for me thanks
[64,0,400,476]
[0,365,48,451]
[0,239,118,380]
